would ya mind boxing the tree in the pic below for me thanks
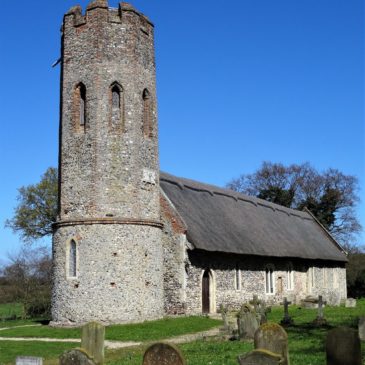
[227,162,362,246]
[5,167,58,243]
[0,246,52,318]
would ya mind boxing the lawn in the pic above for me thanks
[0,303,23,321]
[1,301,365,364]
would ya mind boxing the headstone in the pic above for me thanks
[326,327,361,365]
[219,303,230,331]
[326,291,341,306]
[254,322,289,365]
[249,295,261,312]
[301,295,318,308]
[238,349,283,365]
[280,298,293,326]
[358,317,365,341]
[142,343,185,365]
[81,322,105,365]
[313,295,327,326]
[59,349,96,365]
[345,298,356,308]
[237,304,259,340]
[16,357,43,365]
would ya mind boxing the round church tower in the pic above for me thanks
[52,0,163,325]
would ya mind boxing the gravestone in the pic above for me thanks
[59,349,96,365]
[358,317,365,341]
[326,291,341,306]
[81,322,105,365]
[16,357,43,365]
[238,349,283,365]
[326,327,361,365]
[254,323,289,365]
[219,303,230,331]
[237,304,259,340]
[345,298,356,308]
[249,295,261,312]
[313,295,327,326]
[301,295,318,308]
[142,343,185,365]
[280,298,293,326]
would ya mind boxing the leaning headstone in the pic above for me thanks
[358,317,365,341]
[16,357,43,365]
[326,327,361,365]
[59,349,96,365]
[254,322,289,365]
[280,298,293,326]
[345,298,356,308]
[313,295,327,326]
[238,349,283,365]
[237,304,259,340]
[81,322,105,365]
[142,343,185,365]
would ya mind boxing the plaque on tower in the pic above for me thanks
[143,169,157,185]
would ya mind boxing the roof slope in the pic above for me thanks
[160,172,347,262]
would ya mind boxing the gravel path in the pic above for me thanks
[0,326,221,349]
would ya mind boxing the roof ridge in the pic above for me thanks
[160,171,311,221]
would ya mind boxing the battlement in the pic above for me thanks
[64,1,153,29]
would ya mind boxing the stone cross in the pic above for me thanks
[59,349,96,365]
[219,303,230,331]
[280,297,293,326]
[254,322,289,365]
[313,295,327,326]
[249,295,261,312]
[326,327,361,365]
[238,349,283,365]
[81,322,105,365]
[142,343,185,365]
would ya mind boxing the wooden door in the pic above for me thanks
[202,270,210,313]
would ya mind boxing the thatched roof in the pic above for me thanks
[160,172,347,262]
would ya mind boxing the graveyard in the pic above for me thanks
[1,298,365,364]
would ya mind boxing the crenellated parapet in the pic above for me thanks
[64,1,153,30]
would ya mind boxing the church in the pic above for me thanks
[51,0,347,325]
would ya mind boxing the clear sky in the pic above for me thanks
[0,0,363,263]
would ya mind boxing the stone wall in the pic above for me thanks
[52,224,163,325]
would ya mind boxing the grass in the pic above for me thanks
[1,301,365,364]
[0,303,24,321]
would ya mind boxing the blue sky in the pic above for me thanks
[0,0,363,263]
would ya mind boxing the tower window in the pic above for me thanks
[74,83,87,130]
[110,82,124,127]
[68,239,77,278]
[265,267,274,294]
[235,263,241,290]
[142,88,152,137]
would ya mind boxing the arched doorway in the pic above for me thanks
[202,270,210,313]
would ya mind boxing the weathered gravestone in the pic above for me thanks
[142,343,185,365]
[313,295,327,326]
[59,349,95,365]
[345,298,356,308]
[16,357,43,365]
[237,304,259,340]
[250,295,270,325]
[219,303,230,332]
[238,349,283,365]
[81,322,105,365]
[358,317,365,341]
[301,295,318,309]
[254,323,289,365]
[326,327,361,365]
[280,298,293,326]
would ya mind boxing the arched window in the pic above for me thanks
[265,266,274,294]
[235,263,241,290]
[142,88,152,137]
[74,83,86,130]
[110,82,123,126]
[68,239,77,278]
[286,263,294,290]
